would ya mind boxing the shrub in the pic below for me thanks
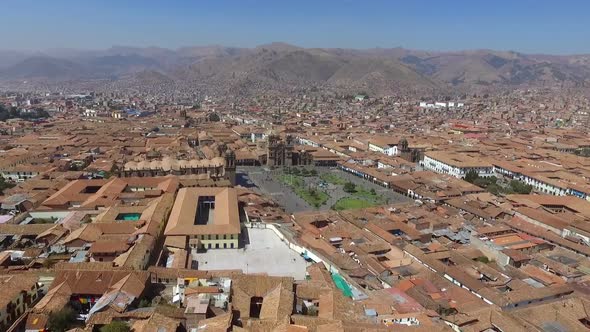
[474,256,490,264]
[100,321,131,332]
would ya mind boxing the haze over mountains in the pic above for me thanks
[1,43,589,95]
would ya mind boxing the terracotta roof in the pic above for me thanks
[88,240,131,254]
[165,187,240,236]
[0,274,39,308]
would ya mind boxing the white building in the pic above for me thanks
[84,109,97,117]
[492,162,572,197]
[421,151,494,179]
[368,142,398,156]
[0,166,47,182]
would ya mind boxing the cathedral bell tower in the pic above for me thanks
[224,148,237,186]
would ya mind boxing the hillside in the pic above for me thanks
[1,44,590,95]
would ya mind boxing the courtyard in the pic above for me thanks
[192,227,309,280]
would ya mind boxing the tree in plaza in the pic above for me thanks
[343,182,356,193]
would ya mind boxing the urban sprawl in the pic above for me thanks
[1,88,590,332]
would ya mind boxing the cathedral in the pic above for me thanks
[263,130,312,168]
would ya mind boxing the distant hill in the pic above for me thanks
[0,56,92,80]
[394,49,590,88]
[1,43,589,95]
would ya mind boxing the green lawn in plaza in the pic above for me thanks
[320,172,348,185]
[332,197,374,210]
[279,174,329,208]
[333,181,387,210]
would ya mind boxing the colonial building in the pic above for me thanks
[266,131,294,167]
[121,155,236,185]
[164,187,242,251]
[262,131,313,168]
[0,274,40,331]
[421,151,494,179]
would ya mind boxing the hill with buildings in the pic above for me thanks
[1,44,590,96]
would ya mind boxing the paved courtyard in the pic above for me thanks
[192,227,308,280]
[237,166,314,212]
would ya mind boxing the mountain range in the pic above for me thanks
[1,43,589,95]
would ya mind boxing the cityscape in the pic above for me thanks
[1,1,590,332]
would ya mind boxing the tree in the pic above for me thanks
[208,113,221,122]
[47,306,76,332]
[370,188,376,196]
[575,147,590,157]
[474,176,496,188]
[308,187,318,197]
[34,108,50,118]
[486,183,502,196]
[464,170,479,183]
[0,177,15,195]
[309,169,318,176]
[509,180,533,194]
[343,182,356,193]
[100,321,131,332]
[474,256,490,264]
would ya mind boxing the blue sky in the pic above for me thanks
[2,0,589,54]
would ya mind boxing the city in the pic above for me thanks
[1,1,590,332]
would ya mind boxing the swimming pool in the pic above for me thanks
[115,213,142,221]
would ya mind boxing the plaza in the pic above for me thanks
[192,227,309,280]
[237,166,410,213]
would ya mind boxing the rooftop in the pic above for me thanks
[165,187,240,236]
